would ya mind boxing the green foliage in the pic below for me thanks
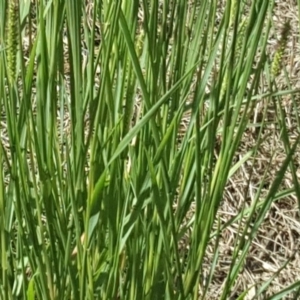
[0,0,299,299]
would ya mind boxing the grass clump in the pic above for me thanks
[0,0,300,299]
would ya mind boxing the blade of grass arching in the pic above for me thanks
[255,248,300,298]
[118,7,172,167]
[220,134,299,299]
[118,11,154,117]
[270,69,300,209]
[245,136,299,255]
[107,62,196,166]
[254,140,300,227]
[208,187,296,240]
[19,0,31,29]
[267,281,300,300]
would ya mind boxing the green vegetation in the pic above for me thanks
[1,0,300,299]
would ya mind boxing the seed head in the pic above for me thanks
[271,21,290,79]
[6,0,19,85]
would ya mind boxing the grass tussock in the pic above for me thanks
[0,0,300,299]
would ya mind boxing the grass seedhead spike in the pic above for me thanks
[6,0,19,85]
[271,21,291,79]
